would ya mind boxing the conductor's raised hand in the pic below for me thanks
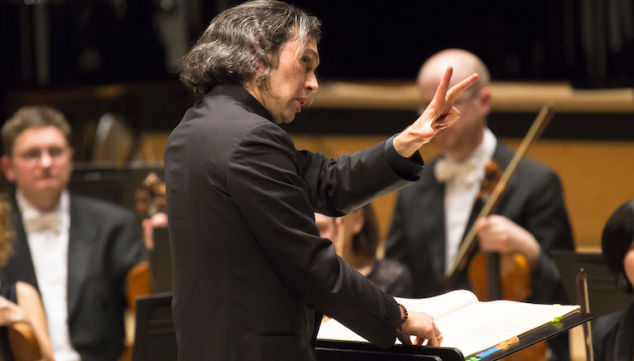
[394,67,479,158]
[397,310,443,347]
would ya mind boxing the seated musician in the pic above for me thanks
[592,199,634,361]
[385,49,574,360]
[315,204,413,297]
[0,202,55,361]
[0,106,147,361]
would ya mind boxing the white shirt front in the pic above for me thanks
[17,190,81,361]
[438,128,497,271]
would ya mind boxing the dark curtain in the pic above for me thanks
[575,0,634,87]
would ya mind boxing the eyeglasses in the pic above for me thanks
[14,146,69,164]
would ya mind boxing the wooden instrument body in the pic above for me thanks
[2,322,42,361]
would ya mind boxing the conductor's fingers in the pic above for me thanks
[446,73,479,104]
[431,66,454,104]
[431,324,443,346]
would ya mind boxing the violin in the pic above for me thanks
[134,172,167,217]
[445,103,554,287]
[6,323,42,361]
[445,104,555,361]
[126,171,168,310]
[467,160,532,302]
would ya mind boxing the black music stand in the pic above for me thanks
[552,250,634,317]
[316,311,592,361]
[316,340,460,361]
[150,227,173,293]
[132,293,176,361]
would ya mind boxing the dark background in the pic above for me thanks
[1,0,632,90]
[0,0,632,153]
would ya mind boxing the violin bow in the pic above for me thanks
[445,103,555,280]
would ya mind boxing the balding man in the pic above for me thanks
[386,49,573,318]
[385,48,574,360]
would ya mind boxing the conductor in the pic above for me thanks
[164,1,478,361]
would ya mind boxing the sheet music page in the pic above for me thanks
[318,290,478,343]
[435,300,579,357]
[395,289,478,319]
[317,289,580,357]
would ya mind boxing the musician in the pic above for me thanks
[164,2,478,360]
[0,106,147,361]
[592,199,634,361]
[0,202,54,361]
[315,204,413,297]
[385,49,574,359]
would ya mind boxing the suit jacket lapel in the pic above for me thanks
[422,159,447,277]
[67,196,97,318]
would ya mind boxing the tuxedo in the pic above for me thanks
[2,194,146,361]
[385,142,574,303]
[164,84,424,361]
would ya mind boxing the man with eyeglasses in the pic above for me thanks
[0,106,146,361]
[385,49,574,360]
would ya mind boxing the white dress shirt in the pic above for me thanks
[17,190,81,361]
[435,128,497,271]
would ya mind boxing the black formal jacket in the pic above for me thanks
[592,302,634,361]
[164,84,424,361]
[2,194,146,361]
[385,142,574,303]
[0,272,17,361]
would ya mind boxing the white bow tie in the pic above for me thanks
[434,158,483,185]
[22,209,62,234]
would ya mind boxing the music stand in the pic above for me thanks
[552,250,634,317]
[132,293,176,361]
[316,340,459,361]
[150,227,173,293]
[316,311,592,361]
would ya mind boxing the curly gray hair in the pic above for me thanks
[179,0,321,95]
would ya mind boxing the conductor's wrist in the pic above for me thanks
[393,132,421,159]
[398,303,408,327]
[396,303,412,344]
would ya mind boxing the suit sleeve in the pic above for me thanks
[297,135,423,216]
[523,170,574,303]
[225,124,417,347]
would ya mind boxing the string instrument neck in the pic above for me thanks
[445,103,555,281]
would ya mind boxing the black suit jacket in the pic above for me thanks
[385,142,574,303]
[2,194,146,361]
[164,84,424,361]
[592,302,634,361]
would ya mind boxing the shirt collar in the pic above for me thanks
[468,127,497,170]
[435,128,497,184]
[16,190,70,228]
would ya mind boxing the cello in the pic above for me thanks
[445,104,555,361]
